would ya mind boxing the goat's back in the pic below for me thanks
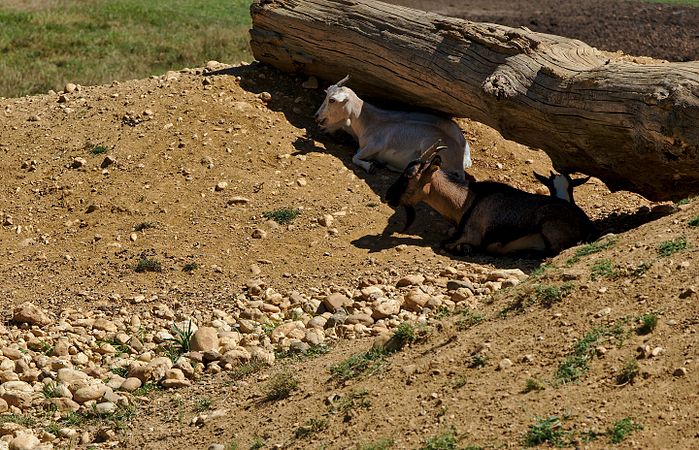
[461,182,592,252]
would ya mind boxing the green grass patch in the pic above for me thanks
[132,382,159,397]
[135,257,162,273]
[534,282,574,307]
[359,438,394,450]
[689,216,699,227]
[420,428,459,450]
[455,309,484,330]
[522,378,546,393]
[294,417,328,439]
[524,416,569,447]
[636,313,658,335]
[90,145,109,155]
[616,358,640,385]
[249,437,265,450]
[590,259,617,280]
[182,262,199,272]
[228,356,268,381]
[556,324,628,384]
[657,236,687,256]
[0,0,252,98]
[263,371,298,401]
[608,417,643,444]
[263,207,301,225]
[329,388,372,416]
[566,236,618,265]
[330,348,386,381]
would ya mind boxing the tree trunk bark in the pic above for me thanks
[250,0,699,201]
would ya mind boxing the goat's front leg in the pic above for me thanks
[353,146,381,173]
[442,227,481,256]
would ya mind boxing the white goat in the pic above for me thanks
[314,75,472,180]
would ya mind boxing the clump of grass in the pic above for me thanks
[330,348,386,381]
[163,321,195,362]
[616,359,640,385]
[389,322,416,351]
[522,378,546,393]
[133,221,155,232]
[132,382,159,397]
[135,257,162,273]
[263,207,300,224]
[249,437,265,450]
[294,417,328,439]
[359,438,394,450]
[636,313,658,335]
[689,216,699,227]
[657,236,687,257]
[0,414,36,427]
[263,371,298,401]
[91,145,109,155]
[41,381,62,399]
[467,354,488,369]
[530,263,553,278]
[590,259,617,280]
[456,310,484,330]
[421,428,459,450]
[452,374,469,389]
[110,366,129,378]
[630,261,652,277]
[534,282,574,307]
[330,388,371,416]
[608,417,642,444]
[556,325,628,384]
[229,356,268,381]
[182,262,199,273]
[524,416,569,447]
[275,344,331,361]
[566,236,618,265]
[194,397,212,413]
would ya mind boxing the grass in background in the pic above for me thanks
[0,0,252,97]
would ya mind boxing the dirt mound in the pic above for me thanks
[0,60,697,449]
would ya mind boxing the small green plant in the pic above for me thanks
[263,207,300,224]
[524,416,569,447]
[263,371,298,401]
[366,202,380,208]
[132,382,159,397]
[689,216,699,227]
[566,236,618,265]
[636,313,658,335]
[675,197,693,206]
[229,357,267,381]
[608,417,642,444]
[452,374,469,389]
[275,344,331,360]
[522,378,546,393]
[0,414,36,427]
[194,397,212,413]
[41,381,62,399]
[133,221,155,231]
[91,145,109,155]
[391,322,416,350]
[530,263,553,278]
[249,437,265,450]
[421,428,458,450]
[630,261,652,277]
[163,321,195,362]
[294,417,328,439]
[330,348,386,381]
[330,389,371,416]
[182,262,199,272]
[226,441,239,450]
[616,358,639,385]
[359,438,394,450]
[590,259,617,280]
[135,257,162,273]
[467,354,488,369]
[456,310,484,330]
[534,283,574,307]
[657,236,687,257]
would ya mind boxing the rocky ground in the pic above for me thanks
[0,1,698,449]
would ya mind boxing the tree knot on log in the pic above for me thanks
[482,73,517,100]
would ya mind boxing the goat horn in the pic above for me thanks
[335,75,350,87]
[419,140,444,162]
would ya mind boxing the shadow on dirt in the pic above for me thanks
[208,63,675,272]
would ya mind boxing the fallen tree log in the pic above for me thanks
[249,0,699,201]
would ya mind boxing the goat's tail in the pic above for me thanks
[463,141,473,169]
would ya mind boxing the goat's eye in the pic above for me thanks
[328,98,336,104]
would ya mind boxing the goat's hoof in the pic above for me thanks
[445,242,473,256]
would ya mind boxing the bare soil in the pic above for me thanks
[0,1,698,449]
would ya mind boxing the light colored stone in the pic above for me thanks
[9,433,39,450]
[190,327,219,352]
[119,378,142,392]
[93,318,117,332]
[129,357,172,382]
[498,358,513,370]
[47,398,79,412]
[12,303,51,326]
[319,214,334,227]
[396,274,425,287]
[73,384,107,403]
[403,289,430,311]
[372,298,401,319]
[94,402,117,415]
[322,293,351,313]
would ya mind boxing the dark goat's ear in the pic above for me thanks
[571,176,591,187]
[405,161,421,178]
[533,171,550,185]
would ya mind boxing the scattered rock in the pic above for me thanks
[12,303,51,326]
[190,327,220,353]
[396,274,425,287]
[673,367,687,377]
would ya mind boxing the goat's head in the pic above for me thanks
[534,171,590,203]
[314,75,356,132]
[385,143,446,232]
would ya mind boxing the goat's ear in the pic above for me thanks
[533,172,549,185]
[405,161,421,178]
[572,175,591,187]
